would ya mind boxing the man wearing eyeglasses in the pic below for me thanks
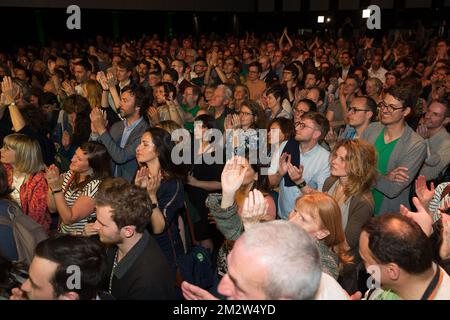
[269,112,331,219]
[361,85,427,216]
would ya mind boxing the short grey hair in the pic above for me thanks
[366,77,383,94]
[240,220,321,300]
[217,84,233,101]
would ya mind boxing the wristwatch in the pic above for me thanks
[296,180,307,189]
[151,203,159,210]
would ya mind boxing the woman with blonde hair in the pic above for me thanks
[322,138,377,292]
[82,79,102,109]
[0,134,51,232]
[288,192,352,280]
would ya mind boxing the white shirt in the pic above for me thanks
[368,67,387,83]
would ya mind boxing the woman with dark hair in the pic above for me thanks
[45,141,111,235]
[282,63,300,104]
[264,85,292,121]
[185,114,225,251]
[224,100,267,159]
[0,253,27,300]
[134,127,187,269]
[53,94,92,172]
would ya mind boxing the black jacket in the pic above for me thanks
[104,231,175,300]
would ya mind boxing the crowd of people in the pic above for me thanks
[0,21,450,300]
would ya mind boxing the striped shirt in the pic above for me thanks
[428,182,450,223]
[59,171,100,234]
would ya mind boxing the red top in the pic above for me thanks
[4,163,51,233]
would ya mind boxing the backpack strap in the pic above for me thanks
[440,184,450,202]
[0,215,12,227]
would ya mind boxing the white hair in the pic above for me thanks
[240,220,321,300]
[217,84,233,101]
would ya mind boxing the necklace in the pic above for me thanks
[108,250,119,294]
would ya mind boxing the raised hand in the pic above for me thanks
[221,156,248,196]
[45,164,63,191]
[241,189,269,230]
[400,197,433,237]
[135,166,149,189]
[96,71,109,91]
[106,71,117,89]
[415,175,435,207]
[90,107,107,135]
[1,76,19,105]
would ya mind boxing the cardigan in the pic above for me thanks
[4,164,50,232]
[361,122,427,214]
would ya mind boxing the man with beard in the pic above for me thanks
[94,178,175,300]
[90,84,149,182]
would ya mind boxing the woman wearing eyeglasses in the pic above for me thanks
[224,100,267,159]
[322,139,377,293]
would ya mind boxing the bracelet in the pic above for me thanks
[52,188,63,194]
[296,180,307,189]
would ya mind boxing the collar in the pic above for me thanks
[421,264,444,300]
[299,143,320,156]
[123,117,143,130]
[112,230,150,279]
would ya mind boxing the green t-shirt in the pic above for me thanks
[180,104,200,133]
[372,128,400,215]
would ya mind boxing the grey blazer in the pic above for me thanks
[95,119,149,182]
[361,122,427,214]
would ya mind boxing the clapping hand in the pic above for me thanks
[135,166,150,189]
[61,80,76,96]
[45,164,63,191]
[90,107,108,135]
[96,71,109,91]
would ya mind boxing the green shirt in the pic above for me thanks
[180,104,200,133]
[372,128,400,215]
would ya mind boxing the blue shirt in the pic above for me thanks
[277,143,331,219]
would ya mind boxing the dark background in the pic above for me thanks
[0,0,449,51]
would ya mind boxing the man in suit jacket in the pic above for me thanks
[336,51,355,81]
[90,84,149,182]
